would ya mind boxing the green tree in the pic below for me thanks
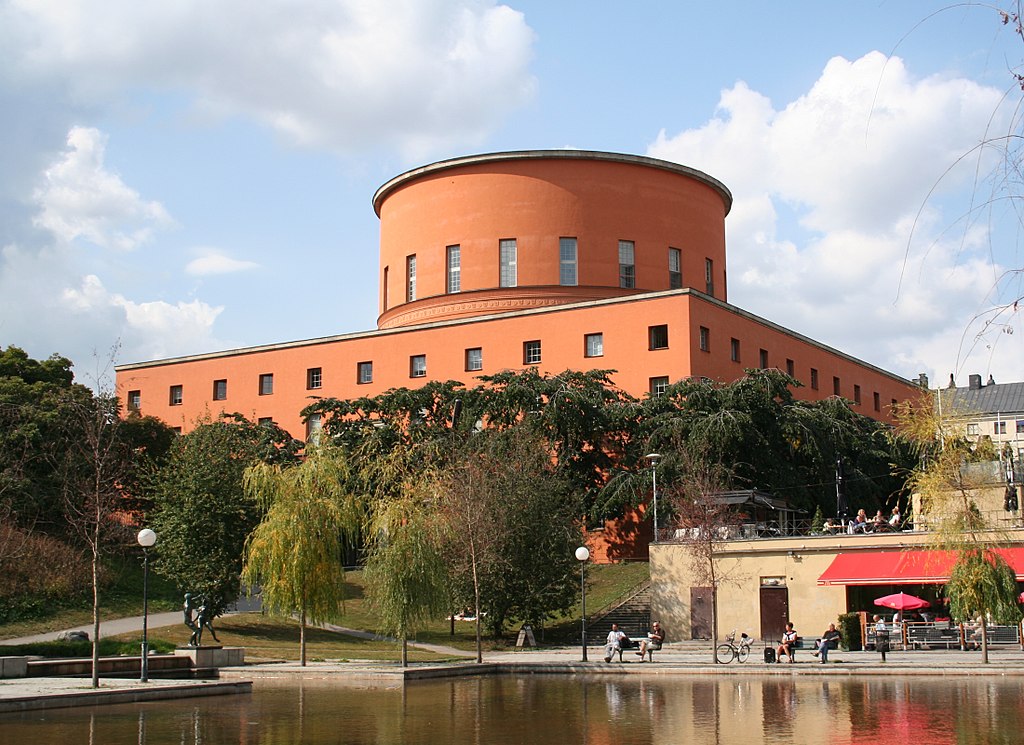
[150,415,302,614]
[242,445,362,665]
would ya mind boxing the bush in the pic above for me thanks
[0,638,176,658]
[838,612,862,651]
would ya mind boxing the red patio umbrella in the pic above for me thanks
[874,592,931,610]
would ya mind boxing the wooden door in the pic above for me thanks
[759,586,789,642]
[690,586,712,640]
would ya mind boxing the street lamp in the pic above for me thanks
[137,528,156,682]
[575,546,590,661]
[645,453,662,543]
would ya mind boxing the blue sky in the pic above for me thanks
[1,1,1022,389]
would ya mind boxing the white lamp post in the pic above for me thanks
[575,546,590,661]
[645,453,662,544]
[137,528,156,682]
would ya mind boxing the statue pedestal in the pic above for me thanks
[174,646,244,668]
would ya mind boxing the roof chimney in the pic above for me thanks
[969,374,982,390]
[948,374,956,389]
[988,374,996,386]
[917,373,929,388]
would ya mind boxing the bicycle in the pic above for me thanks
[715,630,753,663]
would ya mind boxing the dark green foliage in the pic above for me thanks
[838,612,862,651]
[150,415,302,615]
[0,638,176,658]
[947,549,1023,626]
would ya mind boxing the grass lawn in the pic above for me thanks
[0,560,650,663]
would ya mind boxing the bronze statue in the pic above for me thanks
[183,593,221,646]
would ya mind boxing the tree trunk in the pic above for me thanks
[981,616,989,664]
[300,604,307,667]
[401,636,408,667]
[91,543,100,688]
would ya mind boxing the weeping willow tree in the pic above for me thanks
[363,489,450,667]
[241,445,362,666]
[896,393,1022,662]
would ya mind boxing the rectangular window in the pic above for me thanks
[213,379,227,401]
[995,421,1007,435]
[410,355,427,378]
[699,326,710,352]
[1017,420,1024,434]
[499,239,517,287]
[127,390,141,410]
[406,254,417,302]
[669,247,682,289]
[585,333,604,358]
[306,367,322,390]
[383,266,389,310]
[259,373,274,396]
[873,391,881,412]
[967,423,980,436]
[306,413,322,444]
[559,237,578,286]
[619,240,635,288]
[524,340,542,365]
[648,324,669,350]
[357,361,373,384]
[786,359,795,377]
[833,376,841,396]
[730,338,740,363]
[854,384,862,405]
[258,417,274,426]
[169,385,183,406]
[811,368,819,390]
[759,349,768,369]
[705,258,714,295]
[649,376,670,396]
[465,347,483,372]
[446,245,461,293]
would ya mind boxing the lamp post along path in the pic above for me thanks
[575,546,590,661]
[137,528,156,682]
[646,453,662,544]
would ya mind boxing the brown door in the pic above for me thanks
[759,586,789,642]
[690,586,712,639]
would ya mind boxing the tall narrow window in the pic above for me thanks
[410,355,427,378]
[523,340,542,365]
[306,367,322,390]
[306,413,323,445]
[648,324,669,350]
[406,255,417,302]
[786,359,795,377]
[873,391,881,412]
[259,373,274,396]
[810,368,819,390]
[759,349,768,369]
[619,240,635,288]
[357,361,373,384]
[128,390,141,410]
[584,333,603,358]
[649,376,670,396]
[730,338,740,362]
[560,237,578,286]
[169,385,183,406]
[705,258,714,295]
[213,379,227,401]
[446,245,461,293]
[500,239,517,287]
[465,348,483,372]
[833,376,841,396]
[699,326,710,352]
[854,384,862,405]
[383,266,389,310]
[669,248,682,289]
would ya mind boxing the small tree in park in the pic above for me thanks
[242,445,362,666]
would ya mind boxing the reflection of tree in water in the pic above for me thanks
[760,680,797,741]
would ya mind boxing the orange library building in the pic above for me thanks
[116,150,919,554]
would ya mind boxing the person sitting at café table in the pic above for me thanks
[776,622,798,663]
[888,506,902,529]
[812,623,841,663]
[850,509,870,533]
[823,517,841,534]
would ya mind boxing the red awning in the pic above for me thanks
[817,548,1024,586]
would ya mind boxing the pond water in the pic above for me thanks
[3,674,1023,744]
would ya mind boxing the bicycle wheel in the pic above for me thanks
[736,644,750,663]
[715,644,735,664]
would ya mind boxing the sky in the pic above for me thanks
[2,0,1023,390]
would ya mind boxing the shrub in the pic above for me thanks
[838,612,862,651]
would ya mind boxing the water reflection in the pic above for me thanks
[3,675,1024,744]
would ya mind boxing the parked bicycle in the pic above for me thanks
[715,630,754,663]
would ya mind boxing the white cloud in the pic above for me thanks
[32,126,174,250]
[649,51,1018,385]
[185,250,260,276]
[3,0,537,158]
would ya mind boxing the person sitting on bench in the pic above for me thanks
[776,622,798,662]
[636,622,664,660]
[604,624,628,662]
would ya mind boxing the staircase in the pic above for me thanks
[587,582,652,643]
